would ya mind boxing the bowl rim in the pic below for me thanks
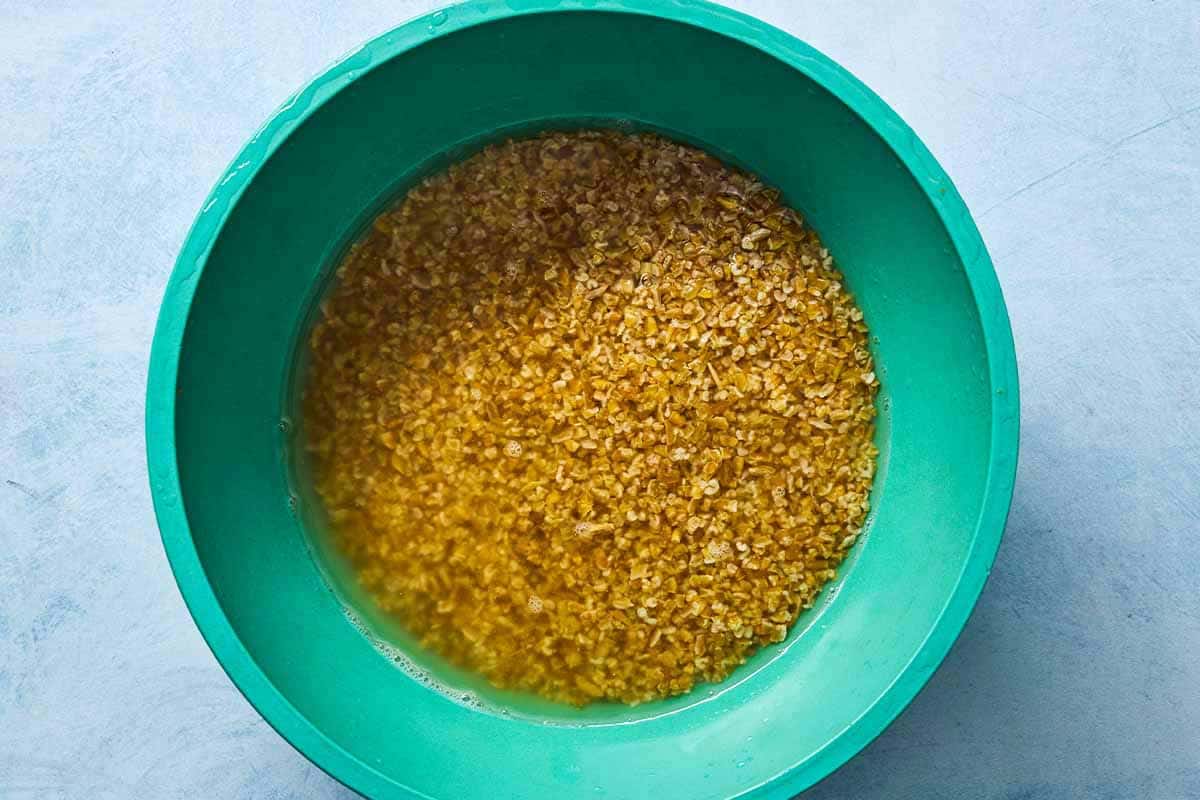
[145,1,1020,797]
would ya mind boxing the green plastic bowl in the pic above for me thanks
[146,2,1019,797]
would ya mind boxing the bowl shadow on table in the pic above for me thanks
[796,439,1200,800]
[797,493,1055,800]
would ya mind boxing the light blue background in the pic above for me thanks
[2,1,1198,797]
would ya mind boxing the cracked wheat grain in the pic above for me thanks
[303,130,879,706]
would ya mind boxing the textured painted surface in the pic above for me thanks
[0,0,1197,798]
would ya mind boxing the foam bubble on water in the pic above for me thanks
[341,605,491,713]
[338,600,722,728]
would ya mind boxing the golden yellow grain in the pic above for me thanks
[303,130,879,706]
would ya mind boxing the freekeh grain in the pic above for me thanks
[303,130,879,706]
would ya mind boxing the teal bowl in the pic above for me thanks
[146,1,1019,798]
